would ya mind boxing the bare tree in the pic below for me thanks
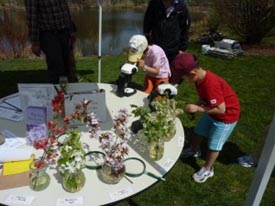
[212,0,275,43]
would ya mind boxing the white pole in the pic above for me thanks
[98,0,102,83]
[245,113,275,206]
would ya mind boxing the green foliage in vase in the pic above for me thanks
[57,128,86,176]
[131,97,184,143]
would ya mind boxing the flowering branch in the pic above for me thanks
[90,109,131,168]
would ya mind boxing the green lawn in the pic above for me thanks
[0,45,275,206]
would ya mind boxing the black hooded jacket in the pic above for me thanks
[143,0,191,63]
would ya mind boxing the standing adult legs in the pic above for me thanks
[40,30,70,84]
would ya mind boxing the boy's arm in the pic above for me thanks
[186,102,226,115]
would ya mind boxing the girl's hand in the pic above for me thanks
[138,59,145,69]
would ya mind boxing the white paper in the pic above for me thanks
[0,106,23,121]
[56,196,84,206]
[163,158,175,172]
[109,186,133,201]
[2,94,22,111]
[18,83,55,121]
[5,194,34,205]
[0,149,32,162]
[65,91,107,122]
[0,138,26,150]
[0,130,26,150]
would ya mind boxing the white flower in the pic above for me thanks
[64,145,73,152]
[66,162,75,173]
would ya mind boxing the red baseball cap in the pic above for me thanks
[170,52,198,84]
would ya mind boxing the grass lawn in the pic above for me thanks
[0,44,275,206]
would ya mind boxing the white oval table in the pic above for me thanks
[0,83,185,206]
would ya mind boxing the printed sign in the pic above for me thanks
[65,90,107,122]
[25,106,47,145]
[18,83,55,121]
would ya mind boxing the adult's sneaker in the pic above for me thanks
[192,167,214,183]
[181,147,201,158]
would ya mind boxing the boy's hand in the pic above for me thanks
[185,103,202,113]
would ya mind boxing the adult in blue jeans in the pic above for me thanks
[170,52,241,183]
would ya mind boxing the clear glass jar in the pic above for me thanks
[62,170,86,193]
[99,162,125,184]
[164,124,176,142]
[29,161,50,191]
[148,138,165,161]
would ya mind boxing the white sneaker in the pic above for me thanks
[192,167,214,183]
[181,147,201,158]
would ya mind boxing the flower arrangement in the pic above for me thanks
[32,89,71,166]
[29,90,69,191]
[131,97,183,160]
[55,99,93,175]
[57,128,86,175]
[131,97,183,143]
[30,88,133,187]
[31,90,91,178]
[89,109,131,169]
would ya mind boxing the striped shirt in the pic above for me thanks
[25,0,74,43]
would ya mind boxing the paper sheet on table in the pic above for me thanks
[2,94,22,110]
[0,106,23,121]
[0,129,26,149]
[2,156,34,176]
[0,95,23,121]
[0,149,33,162]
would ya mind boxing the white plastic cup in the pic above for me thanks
[202,45,210,54]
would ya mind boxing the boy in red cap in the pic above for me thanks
[171,52,240,183]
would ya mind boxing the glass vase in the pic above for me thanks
[29,161,50,191]
[164,124,176,142]
[99,162,125,184]
[148,138,165,161]
[62,170,86,193]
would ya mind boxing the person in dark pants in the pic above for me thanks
[143,0,191,64]
[25,0,78,84]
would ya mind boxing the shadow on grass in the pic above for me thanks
[0,70,94,97]
[180,126,245,170]
[218,141,245,165]
[179,126,201,171]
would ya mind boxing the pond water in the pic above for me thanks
[0,7,205,57]
[0,8,144,57]
[71,8,144,56]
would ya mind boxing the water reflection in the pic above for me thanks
[1,8,205,57]
[0,8,144,57]
[72,9,143,56]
